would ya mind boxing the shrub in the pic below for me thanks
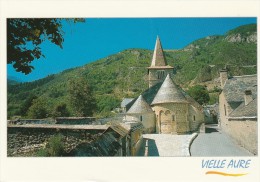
[35,134,65,157]
[46,134,65,156]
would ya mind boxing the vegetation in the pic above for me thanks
[7,18,85,74]
[27,98,48,119]
[7,24,257,118]
[68,77,96,117]
[36,134,65,157]
[187,85,210,105]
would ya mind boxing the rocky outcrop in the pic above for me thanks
[225,32,257,43]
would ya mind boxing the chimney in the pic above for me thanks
[244,90,253,105]
[220,69,228,88]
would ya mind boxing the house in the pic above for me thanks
[219,69,257,154]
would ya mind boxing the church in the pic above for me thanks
[124,36,205,134]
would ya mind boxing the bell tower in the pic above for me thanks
[148,36,174,88]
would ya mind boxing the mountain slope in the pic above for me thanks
[7,24,257,118]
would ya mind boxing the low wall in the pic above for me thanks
[8,119,55,125]
[55,117,96,125]
[7,124,108,156]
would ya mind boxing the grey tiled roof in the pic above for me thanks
[223,75,257,103]
[121,98,134,108]
[127,95,154,114]
[150,36,168,67]
[229,99,257,118]
[125,82,162,112]
[126,76,203,111]
[105,124,129,138]
[151,74,188,105]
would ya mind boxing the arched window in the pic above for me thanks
[165,110,170,115]
[193,115,196,121]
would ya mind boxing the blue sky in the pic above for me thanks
[7,17,257,82]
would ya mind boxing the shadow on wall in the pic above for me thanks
[138,138,159,156]
[205,125,219,133]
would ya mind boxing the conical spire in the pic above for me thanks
[127,95,154,114]
[150,36,167,67]
[151,74,188,105]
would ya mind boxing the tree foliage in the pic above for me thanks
[68,77,96,117]
[187,85,210,105]
[27,98,48,119]
[52,103,70,117]
[20,94,38,116]
[7,18,84,74]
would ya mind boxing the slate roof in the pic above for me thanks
[148,36,173,69]
[69,132,121,156]
[125,75,203,111]
[127,95,154,114]
[121,98,134,108]
[223,75,257,103]
[229,99,257,118]
[106,124,129,138]
[151,74,188,105]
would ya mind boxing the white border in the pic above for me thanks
[1,0,259,182]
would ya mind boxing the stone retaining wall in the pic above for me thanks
[7,124,107,156]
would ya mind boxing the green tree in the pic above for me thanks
[7,18,85,74]
[68,77,96,116]
[187,85,210,105]
[27,98,48,118]
[52,103,70,117]
[20,94,38,116]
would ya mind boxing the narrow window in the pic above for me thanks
[162,71,165,78]
[140,115,142,121]
[172,114,175,121]
[193,116,196,121]
[224,104,227,116]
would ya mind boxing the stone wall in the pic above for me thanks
[188,105,205,132]
[120,122,143,156]
[7,124,107,156]
[55,117,96,125]
[8,119,55,125]
[223,119,257,155]
[148,69,173,88]
[125,113,155,133]
[219,93,257,155]
[153,103,189,134]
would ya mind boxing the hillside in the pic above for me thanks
[7,24,257,118]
